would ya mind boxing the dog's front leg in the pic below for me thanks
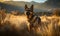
[26,21,30,32]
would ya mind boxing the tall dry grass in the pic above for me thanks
[0,9,60,36]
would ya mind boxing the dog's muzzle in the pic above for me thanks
[26,12,30,16]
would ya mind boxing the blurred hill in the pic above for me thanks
[45,0,60,8]
[0,1,50,12]
[0,2,24,12]
[0,1,60,12]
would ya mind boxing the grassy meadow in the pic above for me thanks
[0,8,60,36]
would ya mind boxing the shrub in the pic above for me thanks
[53,8,60,16]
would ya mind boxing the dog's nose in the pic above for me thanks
[26,12,30,15]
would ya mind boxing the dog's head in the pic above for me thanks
[24,4,34,16]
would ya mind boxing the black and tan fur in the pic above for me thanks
[24,4,41,31]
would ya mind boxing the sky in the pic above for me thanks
[3,0,47,3]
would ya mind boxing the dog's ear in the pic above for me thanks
[25,4,28,10]
[30,5,34,12]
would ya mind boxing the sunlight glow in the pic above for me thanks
[3,0,47,3]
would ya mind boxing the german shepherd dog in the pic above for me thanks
[24,4,41,31]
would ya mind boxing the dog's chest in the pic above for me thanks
[28,15,40,24]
